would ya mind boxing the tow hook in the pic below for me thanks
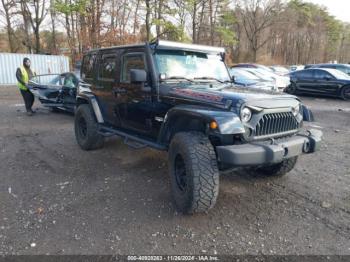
[303,140,311,153]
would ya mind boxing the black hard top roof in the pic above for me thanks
[85,40,225,55]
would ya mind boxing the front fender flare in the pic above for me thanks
[302,105,314,122]
[158,105,245,144]
[76,92,104,123]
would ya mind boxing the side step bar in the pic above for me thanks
[42,103,64,107]
[98,126,167,151]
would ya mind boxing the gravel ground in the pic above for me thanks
[0,86,349,255]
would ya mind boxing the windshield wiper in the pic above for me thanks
[193,77,228,83]
[161,76,194,83]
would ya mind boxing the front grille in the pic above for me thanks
[255,112,299,137]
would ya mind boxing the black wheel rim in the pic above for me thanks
[344,88,350,99]
[78,117,87,138]
[174,154,187,192]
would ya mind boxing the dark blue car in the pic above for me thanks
[288,68,350,100]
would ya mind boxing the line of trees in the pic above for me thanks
[1,0,350,65]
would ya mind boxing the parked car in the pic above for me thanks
[308,63,350,75]
[240,67,290,91]
[229,68,278,91]
[28,72,79,112]
[75,40,322,214]
[287,68,350,100]
[269,65,290,76]
[232,63,274,72]
[290,65,304,71]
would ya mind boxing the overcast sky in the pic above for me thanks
[304,0,350,22]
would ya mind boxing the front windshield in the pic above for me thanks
[31,74,61,85]
[154,50,231,82]
[327,69,350,79]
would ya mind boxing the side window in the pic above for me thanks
[99,55,117,81]
[82,54,96,80]
[314,70,326,79]
[121,54,146,83]
[314,70,332,79]
[297,70,313,79]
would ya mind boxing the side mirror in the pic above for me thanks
[130,69,147,83]
[231,75,235,83]
[324,76,332,81]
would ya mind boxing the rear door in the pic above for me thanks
[95,52,120,125]
[294,70,315,92]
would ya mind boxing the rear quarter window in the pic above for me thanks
[98,55,117,81]
[82,54,96,81]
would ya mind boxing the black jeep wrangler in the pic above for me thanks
[75,40,322,214]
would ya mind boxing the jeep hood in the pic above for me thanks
[166,84,300,110]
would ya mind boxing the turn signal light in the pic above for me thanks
[210,121,218,129]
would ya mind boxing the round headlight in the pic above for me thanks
[240,107,252,123]
[292,104,300,116]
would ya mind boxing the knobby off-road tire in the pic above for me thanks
[256,156,298,177]
[341,86,350,101]
[75,104,104,150]
[168,132,219,214]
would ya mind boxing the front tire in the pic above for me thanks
[168,132,219,214]
[75,104,104,150]
[340,86,350,100]
[255,156,298,177]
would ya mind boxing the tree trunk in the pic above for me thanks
[192,1,197,43]
[145,0,151,41]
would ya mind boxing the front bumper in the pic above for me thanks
[216,129,322,166]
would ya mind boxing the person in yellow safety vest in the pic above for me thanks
[16,58,36,116]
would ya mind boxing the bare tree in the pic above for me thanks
[0,0,17,52]
[235,0,283,62]
[50,0,57,54]
[20,0,48,53]
[145,0,151,41]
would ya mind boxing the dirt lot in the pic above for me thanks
[0,86,350,255]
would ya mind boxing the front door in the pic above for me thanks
[313,69,339,95]
[114,50,154,135]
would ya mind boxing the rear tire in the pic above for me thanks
[286,83,297,94]
[168,132,219,214]
[255,156,298,177]
[340,86,350,101]
[75,104,104,150]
